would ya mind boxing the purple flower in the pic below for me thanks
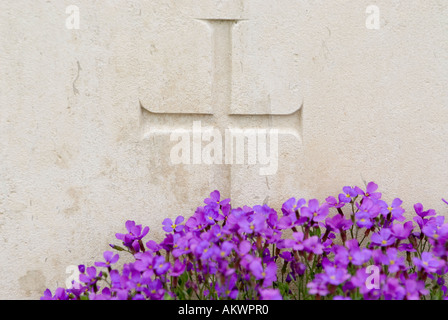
[280,232,304,251]
[338,186,357,203]
[236,212,266,235]
[371,228,396,247]
[259,289,282,300]
[322,266,350,286]
[325,196,345,209]
[303,236,323,255]
[422,216,448,240]
[204,207,220,225]
[388,198,406,221]
[355,197,380,220]
[391,221,414,240]
[78,265,85,273]
[281,197,306,216]
[333,296,351,300]
[301,199,329,223]
[398,243,416,252]
[249,259,277,287]
[217,274,239,299]
[307,274,329,296]
[413,252,444,273]
[195,240,216,260]
[355,211,373,229]
[170,259,186,277]
[79,266,102,287]
[94,251,119,268]
[115,220,150,248]
[90,288,113,300]
[443,198,448,206]
[238,240,252,256]
[147,279,165,300]
[414,203,436,218]
[277,215,295,230]
[134,252,156,278]
[403,278,428,300]
[334,240,371,266]
[354,182,382,200]
[162,216,185,233]
[204,190,230,208]
[126,270,150,294]
[145,240,162,253]
[153,256,171,276]
[349,250,372,266]
[324,214,353,232]
[381,248,406,273]
[383,278,406,300]
[217,241,234,259]
[279,251,294,262]
[350,267,375,294]
[185,215,206,233]
[41,288,69,300]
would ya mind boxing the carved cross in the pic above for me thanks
[140,18,302,199]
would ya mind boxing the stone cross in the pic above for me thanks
[140,18,302,199]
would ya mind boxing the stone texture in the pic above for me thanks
[0,0,447,299]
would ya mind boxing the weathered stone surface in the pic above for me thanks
[0,0,447,299]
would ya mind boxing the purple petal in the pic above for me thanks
[141,226,150,238]
[366,182,378,193]
[125,220,136,233]
[175,216,185,225]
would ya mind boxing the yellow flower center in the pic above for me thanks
[262,272,266,277]
[387,207,393,212]
[390,260,395,265]
[382,240,387,245]
[313,212,318,217]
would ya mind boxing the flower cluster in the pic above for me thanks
[42,184,448,300]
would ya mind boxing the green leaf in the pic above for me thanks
[110,244,126,252]
[164,292,174,300]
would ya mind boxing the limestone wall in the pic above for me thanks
[0,0,447,299]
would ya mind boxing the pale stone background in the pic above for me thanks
[0,0,447,299]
